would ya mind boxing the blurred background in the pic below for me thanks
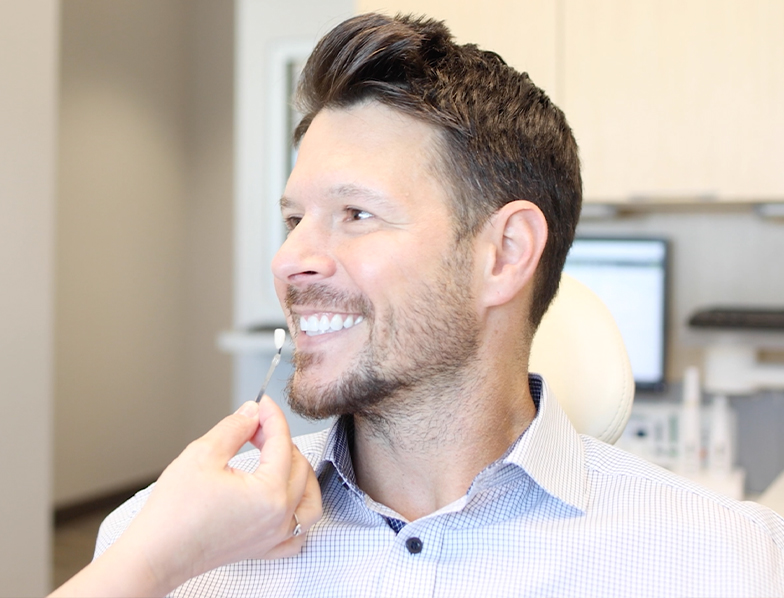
[1,1,783,595]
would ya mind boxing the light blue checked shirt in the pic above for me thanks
[96,376,784,597]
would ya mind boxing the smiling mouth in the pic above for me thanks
[298,313,364,337]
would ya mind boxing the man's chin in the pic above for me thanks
[285,372,352,420]
[285,369,404,421]
[286,389,340,421]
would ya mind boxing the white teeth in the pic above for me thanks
[329,314,343,331]
[298,312,364,336]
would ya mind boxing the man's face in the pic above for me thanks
[271,102,481,419]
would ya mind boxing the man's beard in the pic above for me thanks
[285,242,480,420]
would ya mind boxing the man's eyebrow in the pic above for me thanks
[279,196,295,211]
[328,183,389,203]
[279,184,393,210]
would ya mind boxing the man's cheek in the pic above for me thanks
[353,256,408,292]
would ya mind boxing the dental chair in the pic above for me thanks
[529,273,634,444]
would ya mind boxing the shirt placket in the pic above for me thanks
[371,516,445,598]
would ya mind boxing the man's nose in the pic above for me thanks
[271,217,337,286]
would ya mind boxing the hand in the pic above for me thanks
[132,396,322,583]
[50,397,322,598]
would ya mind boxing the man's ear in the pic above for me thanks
[478,200,548,308]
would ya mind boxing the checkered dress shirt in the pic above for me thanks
[96,375,784,597]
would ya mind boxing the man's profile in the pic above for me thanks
[97,13,784,597]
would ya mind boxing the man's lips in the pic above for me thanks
[294,311,365,337]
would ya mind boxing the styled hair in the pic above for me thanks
[294,13,582,329]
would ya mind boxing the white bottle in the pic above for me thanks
[709,394,732,477]
[678,366,701,476]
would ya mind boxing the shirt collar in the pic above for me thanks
[314,415,359,493]
[312,374,587,513]
[503,374,587,513]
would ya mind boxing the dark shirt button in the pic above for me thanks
[405,537,423,554]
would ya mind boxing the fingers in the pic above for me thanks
[262,530,309,560]
[287,444,310,497]
[286,448,323,536]
[283,447,319,526]
[252,396,294,482]
[254,396,291,446]
[296,448,323,530]
[256,445,323,561]
[192,402,260,464]
[241,447,321,561]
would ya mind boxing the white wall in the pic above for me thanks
[0,1,58,594]
[230,0,354,436]
[234,0,355,328]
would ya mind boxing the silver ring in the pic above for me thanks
[292,512,302,537]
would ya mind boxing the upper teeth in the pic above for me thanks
[299,313,364,336]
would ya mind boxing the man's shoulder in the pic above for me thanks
[580,434,784,549]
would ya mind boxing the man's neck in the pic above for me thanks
[349,366,536,521]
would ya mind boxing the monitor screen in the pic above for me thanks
[563,237,669,391]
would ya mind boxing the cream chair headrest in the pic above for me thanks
[529,273,634,444]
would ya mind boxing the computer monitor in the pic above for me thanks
[563,237,669,391]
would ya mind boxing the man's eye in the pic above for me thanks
[284,216,302,231]
[347,208,372,221]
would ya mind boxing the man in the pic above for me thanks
[98,13,784,597]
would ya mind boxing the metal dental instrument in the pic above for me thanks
[255,328,286,402]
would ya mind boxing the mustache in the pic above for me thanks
[285,284,374,318]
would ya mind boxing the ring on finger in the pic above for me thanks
[292,512,302,538]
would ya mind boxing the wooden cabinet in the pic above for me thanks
[563,0,784,202]
[358,0,784,203]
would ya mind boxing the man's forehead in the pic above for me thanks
[283,102,451,207]
[300,102,442,154]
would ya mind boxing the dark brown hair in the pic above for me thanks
[294,13,582,329]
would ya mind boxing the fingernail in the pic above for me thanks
[236,401,258,417]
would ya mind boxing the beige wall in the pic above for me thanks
[181,1,235,442]
[0,1,58,594]
[0,1,234,589]
[55,0,233,506]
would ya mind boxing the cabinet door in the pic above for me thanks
[563,0,784,202]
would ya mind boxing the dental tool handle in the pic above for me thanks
[255,352,282,403]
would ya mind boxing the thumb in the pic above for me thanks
[198,401,260,464]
